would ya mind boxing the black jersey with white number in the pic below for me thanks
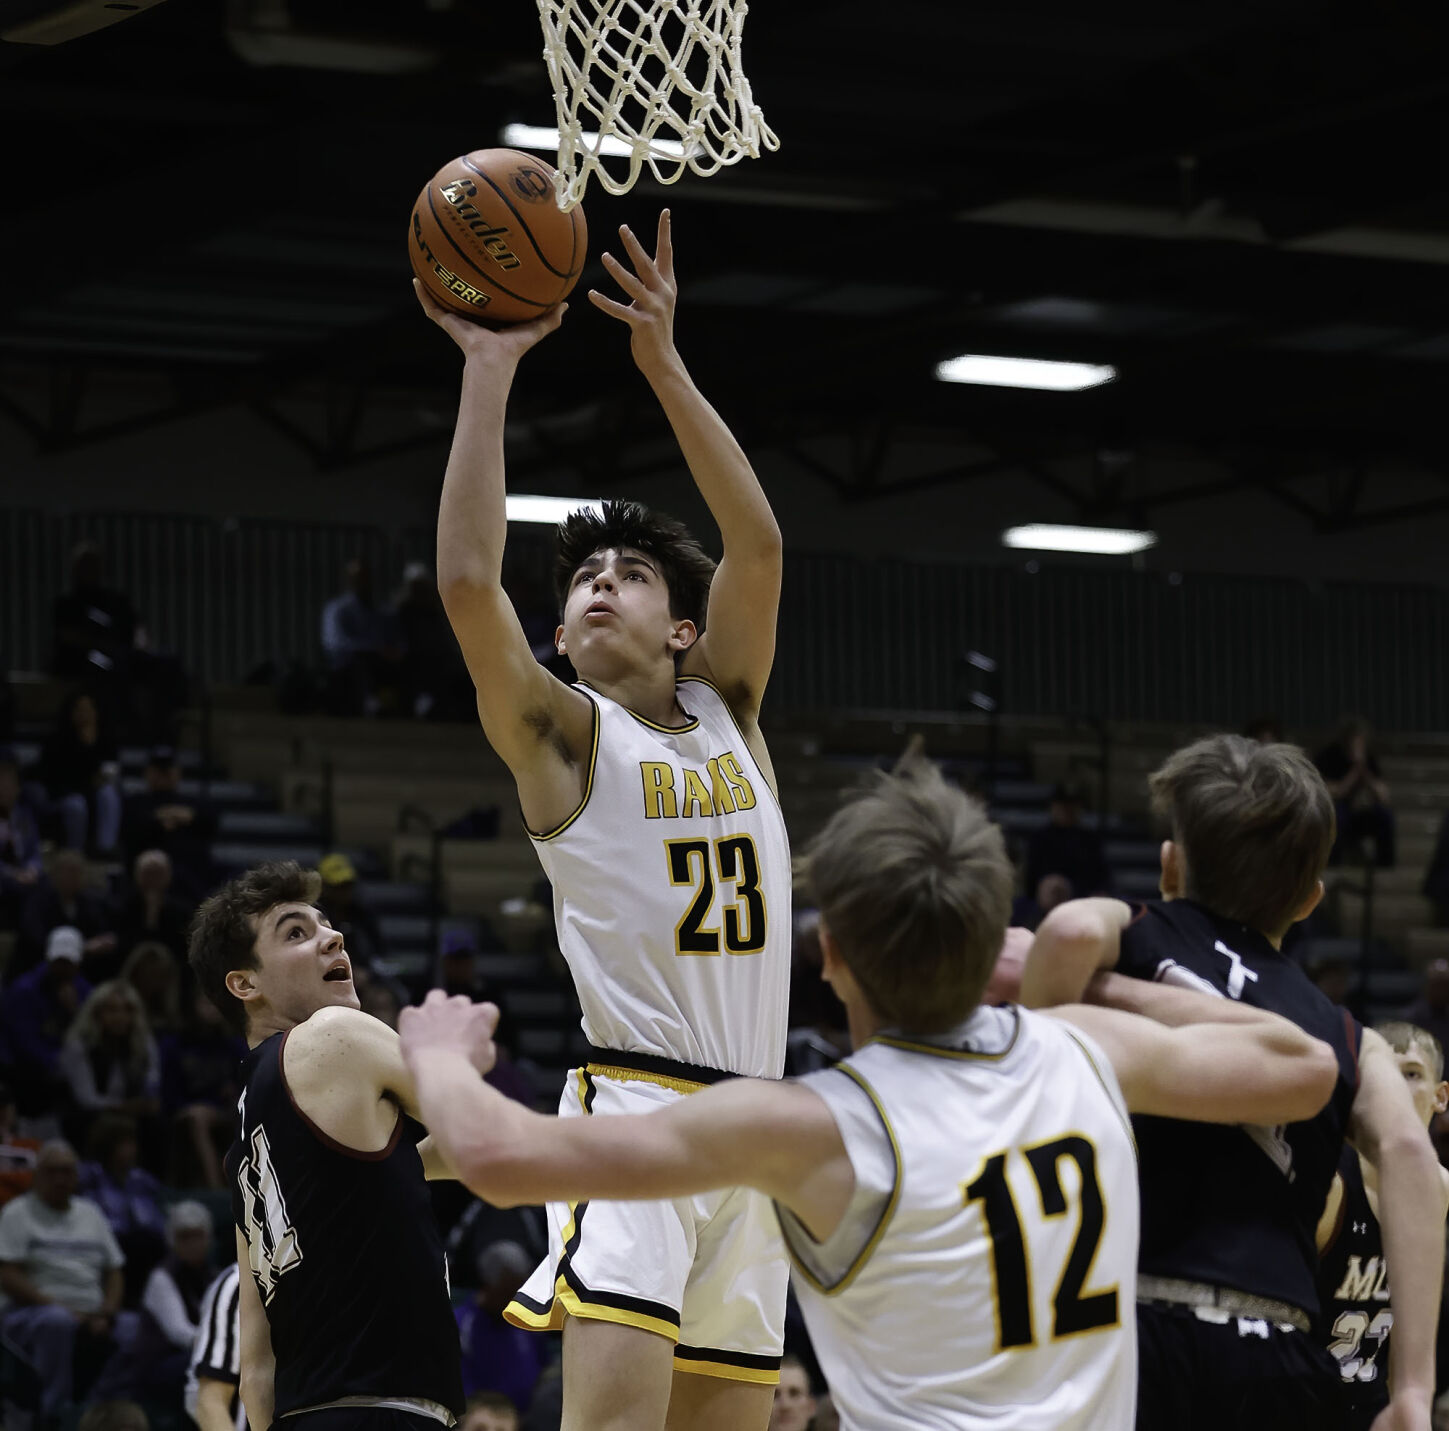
[225,1030,464,1419]
[1317,1145,1392,1425]
[1117,899,1362,1319]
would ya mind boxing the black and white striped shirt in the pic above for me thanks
[185,1262,246,1431]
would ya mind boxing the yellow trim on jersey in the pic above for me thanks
[672,1355,781,1385]
[868,1008,1022,1063]
[783,1063,902,1298]
[1060,1028,1137,1158]
[676,675,783,812]
[528,698,601,843]
[584,1062,709,1095]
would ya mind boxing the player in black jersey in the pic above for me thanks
[1316,1021,1449,1429]
[1022,734,1445,1431]
[188,861,473,1431]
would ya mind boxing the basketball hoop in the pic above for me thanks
[535,0,779,211]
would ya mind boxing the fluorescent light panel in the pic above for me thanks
[506,495,603,525]
[501,122,688,160]
[1003,524,1157,556]
[935,354,1117,391]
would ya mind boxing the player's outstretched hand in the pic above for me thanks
[398,989,500,1078]
[589,209,679,379]
[413,278,566,367]
[983,926,1034,1007]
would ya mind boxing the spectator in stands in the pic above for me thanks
[121,748,216,900]
[1423,815,1449,927]
[0,745,43,932]
[61,981,162,1128]
[0,1083,40,1208]
[393,560,473,721]
[79,1112,167,1301]
[2,927,91,1117]
[321,557,404,717]
[79,1402,150,1431]
[38,691,122,856]
[461,1390,521,1431]
[0,1139,137,1418]
[522,1363,563,1431]
[315,852,384,972]
[456,1241,545,1409]
[1316,716,1396,868]
[769,1353,817,1431]
[1401,960,1449,1057]
[121,941,183,1034]
[813,1393,840,1431]
[437,929,491,1001]
[18,847,119,979]
[160,987,246,1189]
[135,1200,213,1401]
[115,850,191,965]
[1010,870,1073,932]
[1024,784,1108,906]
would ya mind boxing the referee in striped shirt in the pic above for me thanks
[187,1261,247,1431]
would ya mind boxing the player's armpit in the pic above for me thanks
[1050,1002,1339,1124]
[235,1227,275,1431]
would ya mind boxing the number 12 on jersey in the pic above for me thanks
[964,1135,1118,1352]
[666,835,767,956]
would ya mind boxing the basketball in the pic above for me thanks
[408,148,588,326]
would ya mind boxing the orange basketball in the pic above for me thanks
[409,149,587,326]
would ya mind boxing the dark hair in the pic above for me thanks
[1375,1021,1445,1081]
[1149,734,1334,937]
[464,1391,519,1416]
[797,760,1014,1034]
[553,500,716,632]
[188,861,322,1035]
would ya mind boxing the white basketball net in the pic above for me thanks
[535,0,779,211]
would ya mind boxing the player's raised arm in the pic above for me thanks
[235,1227,276,1431]
[590,211,783,722]
[417,283,593,814]
[1347,1030,1444,1427]
[397,993,849,1226]
[1048,1002,1339,1126]
[1018,896,1133,1006]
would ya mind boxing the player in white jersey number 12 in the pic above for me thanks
[397,761,1341,1431]
[417,209,790,1431]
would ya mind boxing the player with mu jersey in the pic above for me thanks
[417,209,790,1431]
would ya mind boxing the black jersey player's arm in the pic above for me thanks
[1048,1003,1339,1125]
[236,1227,275,1431]
[593,213,783,738]
[1019,897,1135,1007]
[1347,1029,1444,1422]
[417,283,596,834]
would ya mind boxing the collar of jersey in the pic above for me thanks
[866,1005,1021,1062]
[576,678,700,733]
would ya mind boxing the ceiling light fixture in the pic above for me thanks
[935,354,1117,391]
[1002,524,1156,555]
[507,495,603,525]
[500,123,687,160]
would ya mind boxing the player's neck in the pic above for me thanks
[585,666,685,727]
[845,1000,885,1050]
[246,1011,298,1047]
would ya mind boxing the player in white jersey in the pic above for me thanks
[396,761,1340,1431]
[417,210,789,1431]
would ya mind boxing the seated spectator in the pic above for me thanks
[0,1083,40,1208]
[186,1261,244,1431]
[60,981,162,1129]
[0,746,43,932]
[393,561,474,721]
[18,847,119,980]
[456,1241,544,1408]
[159,989,246,1189]
[1400,959,1449,1058]
[79,1402,150,1431]
[1024,785,1108,906]
[1316,716,1396,868]
[0,1139,138,1418]
[120,749,216,901]
[37,691,122,857]
[1010,870,1073,932]
[2,927,91,1118]
[79,1113,167,1302]
[116,850,192,965]
[770,1353,818,1431]
[461,1390,520,1431]
[315,852,384,972]
[135,1200,213,1401]
[321,557,404,717]
[121,940,183,1035]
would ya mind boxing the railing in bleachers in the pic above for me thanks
[5,506,1449,730]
